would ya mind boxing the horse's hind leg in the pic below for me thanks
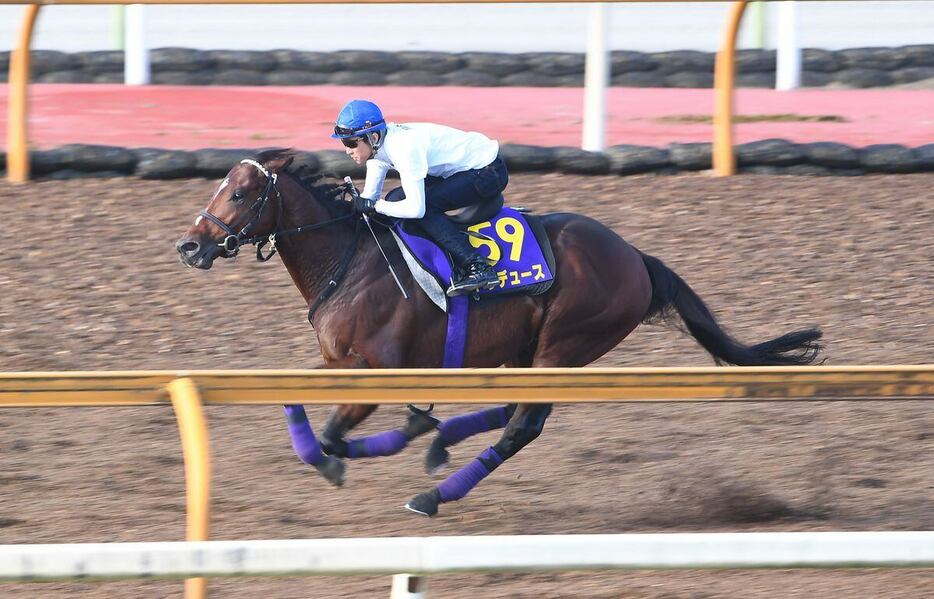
[283,405,345,487]
[406,403,552,517]
[425,404,517,474]
[424,357,528,473]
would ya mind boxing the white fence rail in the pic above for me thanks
[3,532,933,582]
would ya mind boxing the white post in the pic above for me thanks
[775,0,801,90]
[124,4,150,85]
[582,2,610,151]
[390,573,426,599]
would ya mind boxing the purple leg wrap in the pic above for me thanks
[346,429,408,458]
[438,406,510,446]
[283,405,322,466]
[437,447,504,502]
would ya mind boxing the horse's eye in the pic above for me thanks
[231,190,244,202]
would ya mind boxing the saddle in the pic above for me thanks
[385,188,556,312]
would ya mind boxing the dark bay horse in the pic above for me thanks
[175,150,822,517]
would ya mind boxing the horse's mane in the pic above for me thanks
[253,148,352,220]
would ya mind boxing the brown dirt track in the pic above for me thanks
[0,172,931,599]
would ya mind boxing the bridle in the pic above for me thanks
[199,159,282,260]
[199,159,354,262]
[195,158,397,324]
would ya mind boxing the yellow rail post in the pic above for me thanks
[7,5,41,184]
[713,0,748,176]
[167,377,211,599]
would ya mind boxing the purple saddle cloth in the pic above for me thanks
[392,206,555,300]
[391,206,555,369]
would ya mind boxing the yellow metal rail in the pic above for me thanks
[6,5,39,183]
[167,378,211,599]
[1,364,931,599]
[714,0,747,176]
[1,365,932,407]
[5,0,753,183]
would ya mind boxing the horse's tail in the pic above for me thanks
[639,251,823,366]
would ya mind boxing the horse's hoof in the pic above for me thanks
[402,408,440,440]
[404,489,441,517]
[425,436,450,475]
[314,455,346,487]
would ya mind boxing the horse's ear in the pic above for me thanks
[266,153,295,173]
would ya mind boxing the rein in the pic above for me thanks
[250,213,355,262]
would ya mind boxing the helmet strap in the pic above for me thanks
[368,130,385,153]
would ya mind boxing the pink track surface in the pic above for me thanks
[1,84,932,151]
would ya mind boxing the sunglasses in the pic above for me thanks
[340,136,364,149]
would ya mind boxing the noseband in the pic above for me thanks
[199,159,280,259]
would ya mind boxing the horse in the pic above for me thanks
[175,149,822,517]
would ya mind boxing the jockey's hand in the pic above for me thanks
[351,195,377,216]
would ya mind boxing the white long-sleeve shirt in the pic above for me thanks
[362,122,499,219]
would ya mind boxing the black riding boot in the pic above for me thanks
[447,257,499,297]
[420,213,499,296]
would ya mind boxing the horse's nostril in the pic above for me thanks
[177,240,200,256]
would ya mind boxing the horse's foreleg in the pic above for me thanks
[320,404,377,456]
[282,405,345,487]
[425,405,517,474]
[406,403,553,517]
[332,405,439,459]
[282,354,372,486]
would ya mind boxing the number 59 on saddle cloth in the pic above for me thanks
[390,206,557,368]
[390,206,556,313]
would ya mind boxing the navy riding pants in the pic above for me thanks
[387,156,509,265]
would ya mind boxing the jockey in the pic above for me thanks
[332,99,505,297]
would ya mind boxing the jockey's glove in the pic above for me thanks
[351,195,377,216]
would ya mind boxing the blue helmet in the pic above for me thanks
[332,100,387,150]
